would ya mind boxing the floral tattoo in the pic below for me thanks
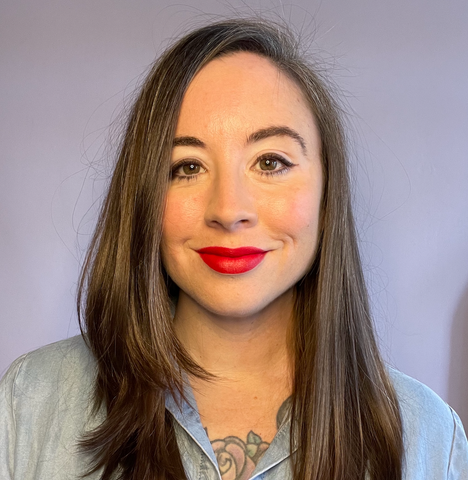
[210,431,269,480]
[207,397,291,480]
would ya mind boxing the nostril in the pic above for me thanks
[205,210,258,231]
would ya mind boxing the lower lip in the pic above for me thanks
[198,252,267,274]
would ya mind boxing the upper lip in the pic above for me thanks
[196,246,267,257]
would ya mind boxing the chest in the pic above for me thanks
[191,379,290,446]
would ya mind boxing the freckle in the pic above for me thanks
[254,396,258,400]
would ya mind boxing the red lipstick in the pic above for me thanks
[196,246,267,274]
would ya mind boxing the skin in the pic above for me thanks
[160,52,323,478]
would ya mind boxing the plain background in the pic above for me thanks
[1,0,467,426]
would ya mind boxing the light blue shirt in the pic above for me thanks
[1,335,467,479]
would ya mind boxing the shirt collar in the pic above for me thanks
[165,381,219,468]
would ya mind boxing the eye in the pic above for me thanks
[253,153,296,176]
[170,159,206,182]
[258,156,278,171]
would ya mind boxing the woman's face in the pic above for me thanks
[161,52,323,318]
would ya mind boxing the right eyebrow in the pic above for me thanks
[172,136,206,148]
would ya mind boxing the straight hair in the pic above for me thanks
[78,17,403,480]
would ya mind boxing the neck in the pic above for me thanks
[173,289,294,380]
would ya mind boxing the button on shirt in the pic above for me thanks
[1,335,467,479]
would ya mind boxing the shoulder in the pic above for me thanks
[0,336,102,479]
[388,367,468,478]
[1,335,98,419]
[5,333,93,370]
[1,335,96,403]
[389,367,453,428]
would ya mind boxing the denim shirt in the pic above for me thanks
[1,335,467,479]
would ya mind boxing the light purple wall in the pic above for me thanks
[1,0,467,424]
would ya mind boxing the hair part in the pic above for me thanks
[78,17,403,480]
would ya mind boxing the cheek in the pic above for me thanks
[259,186,321,239]
[161,191,205,277]
[162,191,203,243]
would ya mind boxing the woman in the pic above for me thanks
[0,18,467,480]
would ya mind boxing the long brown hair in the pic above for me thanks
[78,17,403,480]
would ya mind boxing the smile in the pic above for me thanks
[196,246,267,274]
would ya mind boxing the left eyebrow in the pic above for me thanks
[247,126,307,155]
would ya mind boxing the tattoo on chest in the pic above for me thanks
[209,430,269,480]
[206,397,291,480]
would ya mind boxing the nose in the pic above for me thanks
[204,170,258,231]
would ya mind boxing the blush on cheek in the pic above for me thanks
[164,193,202,231]
[262,189,320,233]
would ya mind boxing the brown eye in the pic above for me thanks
[182,163,200,175]
[252,154,296,177]
[170,160,206,182]
[259,157,278,171]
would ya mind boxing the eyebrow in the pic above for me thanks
[172,125,307,155]
[172,136,205,148]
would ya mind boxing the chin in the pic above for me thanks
[178,286,292,320]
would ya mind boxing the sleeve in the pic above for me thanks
[448,407,468,479]
[0,355,27,480]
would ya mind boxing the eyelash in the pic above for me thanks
[170,153,295,182]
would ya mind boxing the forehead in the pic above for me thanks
[176,52,319,147]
